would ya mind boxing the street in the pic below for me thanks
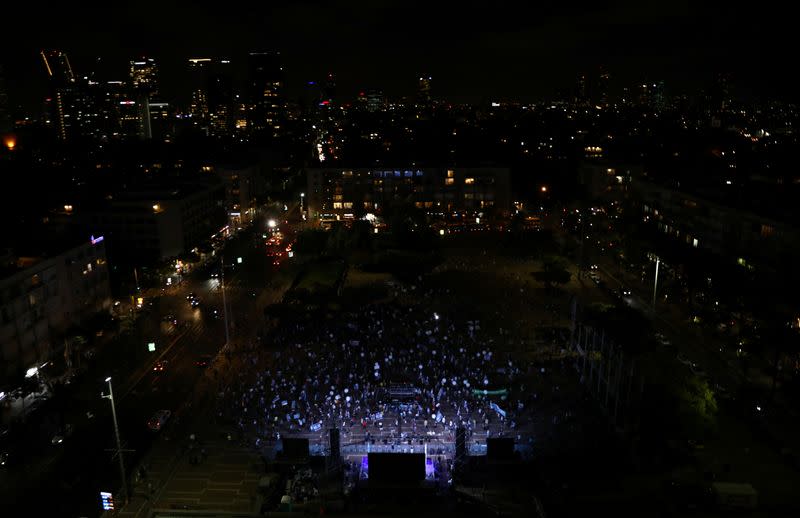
[0,211,296,517]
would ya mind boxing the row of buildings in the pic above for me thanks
[0,236,111,387]
[579,161,800,279]
[38,50,286,142]
[305,167,512,222]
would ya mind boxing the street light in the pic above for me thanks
[101,377,128,505]
[220,256,230,347]
[652,256,660,310]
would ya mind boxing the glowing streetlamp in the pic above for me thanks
[101,377,128,505]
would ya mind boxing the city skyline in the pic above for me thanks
[1,1,794,114]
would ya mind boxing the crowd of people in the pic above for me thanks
[216,297,544,456]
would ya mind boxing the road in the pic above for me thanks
[0,210,294,517]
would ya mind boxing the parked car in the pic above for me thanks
[147,409,172,431]
[153,360,168,372]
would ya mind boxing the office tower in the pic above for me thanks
[41,50,75,86]
[187,57,233,137]
[40,51,104,141]
[188,57,212,126]
[418,74,432,104]
[713,73,732,112]
[576,74,588,105]
[637,83,651,107]
[129,57,159,95]
[322,72,336,104]
[41,50,77,140]
[653,80,665,111]
[366,89,385,112]
[207,59,233,136]
[597,68,610,108]
[129,57,161,140]
[0,64,10,133]
[247,51,284,137]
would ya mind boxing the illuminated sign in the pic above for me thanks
[100,491,115,511]
[148,342,156,352]
[90,235,104,245]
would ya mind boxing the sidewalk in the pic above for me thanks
[113,278,291,517]
[115,340,264,518]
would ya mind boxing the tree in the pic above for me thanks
[531,255,571,294]
[294,229,329,256]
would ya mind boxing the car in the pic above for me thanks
[147,409,172,431]
[153,360,168,372]
[210,271,219,279]
[186,292,198,301]
[589,272,601,284]
[162,314,178,325]
[195,355,213,368]
[590,264,599,271]
[620,287,632,297]
[51,435,64,445]
[190,297,201,308]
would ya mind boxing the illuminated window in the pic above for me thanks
[445,178,454,186]
[692,238,699,248]
[447,170,454,178]
[760,224,774,237]
[464,178,475,185]
[333,202,343,209]
[343,202,353,209]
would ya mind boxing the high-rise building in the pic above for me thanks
[0,64,11,133]
[207,59,233,136]
[418,75,432,104]
[247,51,284,137]
[576,74,588,105]
[366,89,385,113]
[41,50,75,86]
[129,58,161,140]
[188,57,212,126]
[597,68,610,108]
[653,80,665,111]
[187,57,234,137]
[129,57,159,95]
[322,72,336,104]
[41,50,77,141]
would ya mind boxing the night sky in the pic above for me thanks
[1,1,792,112]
